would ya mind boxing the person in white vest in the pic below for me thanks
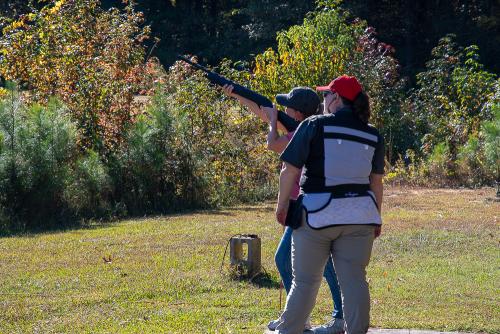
[272,75,384,334]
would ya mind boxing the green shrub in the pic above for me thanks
[2,0,498,233]
[455,135,485,186]
[385,149,430,187]
[64,150,113,219]
[481,102,500,184]
[403,36,498,186]
[0,91,78,231]
[411,35,497,159]
[108,88,180,214]
[427,142,453,186]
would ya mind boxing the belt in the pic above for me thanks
[305,183,371,197]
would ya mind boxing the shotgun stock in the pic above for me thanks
[177,55,299,132]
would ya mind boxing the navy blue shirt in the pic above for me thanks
[281,107,384,192]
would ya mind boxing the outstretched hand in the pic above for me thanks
[222,84,237,98]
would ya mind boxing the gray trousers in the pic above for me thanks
[276,215,375,334]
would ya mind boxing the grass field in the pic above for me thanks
[0,187,498,334]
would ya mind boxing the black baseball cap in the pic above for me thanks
[276,87,320,118]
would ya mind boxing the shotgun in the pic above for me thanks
[177,55,299,132]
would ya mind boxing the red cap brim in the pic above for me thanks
[316,85,331,91]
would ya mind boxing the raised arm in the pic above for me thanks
[263,106,292,153]
[222,84,266,121]
[222,84,287,132]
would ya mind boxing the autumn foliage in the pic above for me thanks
[1,0,151,152]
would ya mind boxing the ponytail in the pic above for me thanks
[340,91,371,124]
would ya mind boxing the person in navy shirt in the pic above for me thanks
[222,84,345,332]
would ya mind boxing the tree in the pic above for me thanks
[0,0,151,152]
[342,0,500,83]
[411,35,497,159]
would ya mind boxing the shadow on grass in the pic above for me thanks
[0,218,121,238]
[225,266,280,289]
[249,272,281,289]
[224,205,275,213]
[0,200,278,237]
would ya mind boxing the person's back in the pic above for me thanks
[222,83,346,332]
[298,109,383,191]
[273,75,384,334]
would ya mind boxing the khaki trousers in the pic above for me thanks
[276,215,375,334]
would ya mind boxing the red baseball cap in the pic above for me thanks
[316,75,362,101]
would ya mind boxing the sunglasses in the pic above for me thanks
[322,91,336,99]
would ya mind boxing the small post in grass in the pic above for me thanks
[229,234,261,278]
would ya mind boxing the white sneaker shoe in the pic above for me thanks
[267,316,313,331]
[312,318,345,334]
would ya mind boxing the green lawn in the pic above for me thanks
[0,187,498,333]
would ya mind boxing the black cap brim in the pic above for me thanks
[276,94,291,107]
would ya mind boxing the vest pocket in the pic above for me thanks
[305,196,381,229]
